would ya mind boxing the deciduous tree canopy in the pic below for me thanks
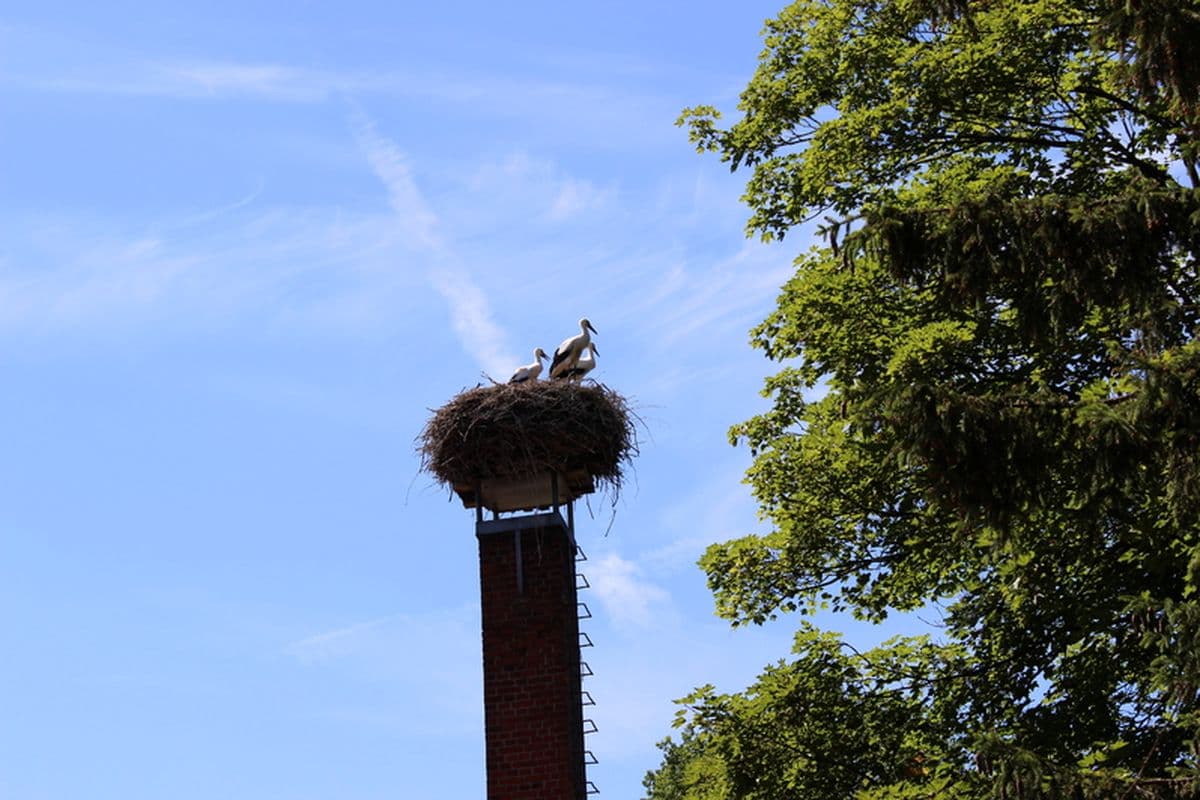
[645,1,1200,797]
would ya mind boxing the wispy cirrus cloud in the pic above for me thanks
[353,115,517,379]
[1,53,340,101]
[427,268,517,381]
[547,177,614,222]
[287,616,392,663]
[465,152,615,226]
[0,202,431,336]
[628,240,793,350]
[352,116,443,250]
[285,608,479,686]
[0,17,690,155]
[285,608,482,734]
[10,54,665,111]
[0,229,197,330]
[3,43,676,144]
[160,62,329,101]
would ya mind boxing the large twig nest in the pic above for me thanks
[419,380,638,497]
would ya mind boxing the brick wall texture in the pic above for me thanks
[477,517,586,800]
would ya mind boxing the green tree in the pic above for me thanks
[646,1,1200,797]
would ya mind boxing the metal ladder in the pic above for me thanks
[577,544,599,795]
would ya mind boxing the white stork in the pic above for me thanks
[548,318,597,379]
[509,348,548,383]
[559,342,598,382]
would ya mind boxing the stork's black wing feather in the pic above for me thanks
[548,346,572,378]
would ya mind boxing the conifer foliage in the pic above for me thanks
[645,1,1200,797]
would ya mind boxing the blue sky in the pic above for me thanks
[0,3,911,797]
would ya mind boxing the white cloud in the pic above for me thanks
[0,205,433,336]
[352,117,518,379]
[465,152,615,226]
[629,239,793,350]
[285,608,480,678]
[162,62,325,101]
[284,608,483,734]
[547,177,613,222]
[587,553,673,628]
[649,464,763,563]
[353,116,443,251]
[0,229,194,329]
[428,267,517,380]
[286,616,392,663]
[2,42,680,149]
[3,55,339,102]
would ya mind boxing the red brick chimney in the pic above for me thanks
[477,510,587,800]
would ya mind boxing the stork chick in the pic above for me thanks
[509,348,548,383]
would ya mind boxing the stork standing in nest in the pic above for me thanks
[509,348,548,383]
[548,318,597,379]
[558,342,598,382]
